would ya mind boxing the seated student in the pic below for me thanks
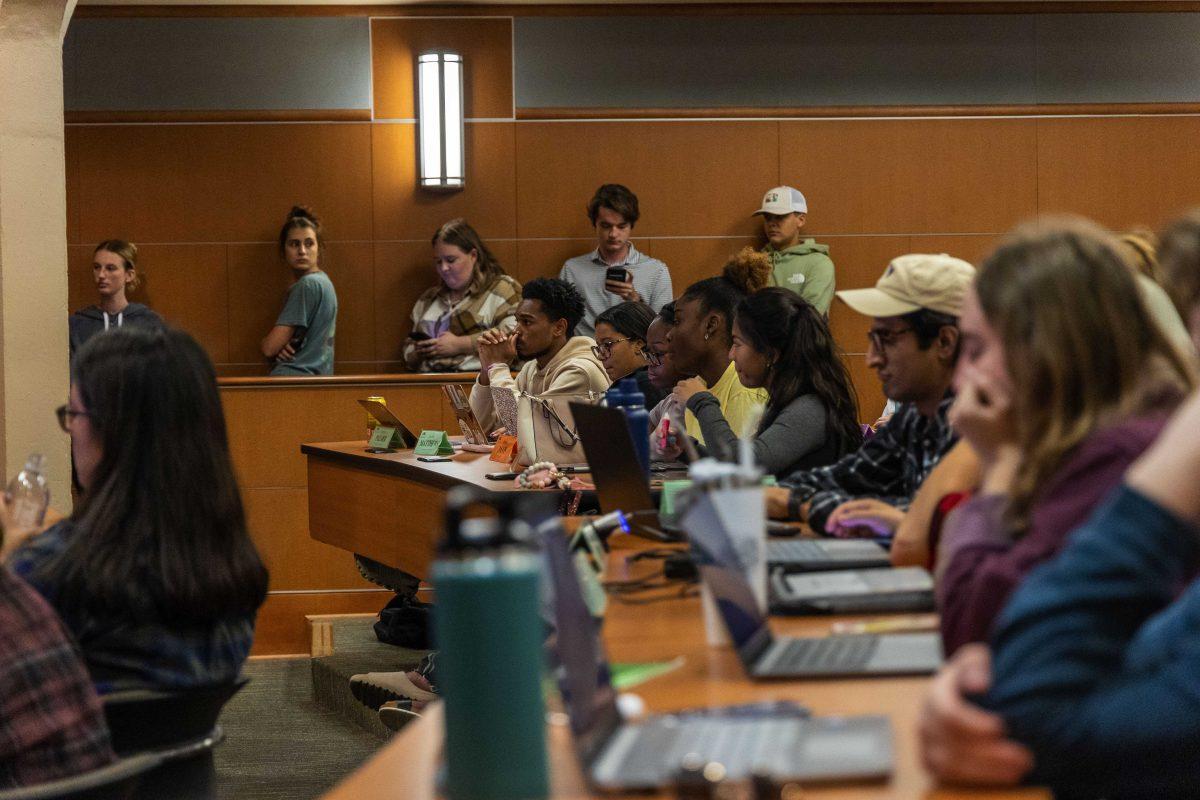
[889,440,981,569]
[679,285,862,477]
[1118,230,1196,360]
[764,254,974,537]
[645,302,688,436]
[261,206,338,376]
[752,186,835,314]
[469,278,609,434]
[7,327,269,693]
[68,240,164,356]
[919,209,1200,797]
[404,219,522,373]
[0,559,114,787]
[935,221,1192,656]
[592,301,664,408]
[559,184,673,338]
[664,249,770,451]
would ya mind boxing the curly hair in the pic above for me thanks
[522,277,586,338]
[680,247,774,341]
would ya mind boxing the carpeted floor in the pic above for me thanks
[213,657,383,800]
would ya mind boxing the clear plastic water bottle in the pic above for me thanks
[7,454,49,530]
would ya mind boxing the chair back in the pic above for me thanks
[0,753,162,800]
[102,678,247,756]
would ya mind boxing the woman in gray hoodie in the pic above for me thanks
[68,240,164,356]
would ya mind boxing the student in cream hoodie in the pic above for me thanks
[470,277,610,434]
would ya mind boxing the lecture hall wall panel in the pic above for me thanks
[62,7,1200,653]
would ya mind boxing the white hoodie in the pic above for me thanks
[469,336,610,434]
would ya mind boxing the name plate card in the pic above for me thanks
[490,434,518,464]
[367,426,406,451]
[414,430,455,456]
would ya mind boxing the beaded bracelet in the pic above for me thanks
[517,461,571,491]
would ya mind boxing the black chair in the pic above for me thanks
[0,753,163,800]
[101,678,248,800]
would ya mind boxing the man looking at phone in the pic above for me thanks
[559,183,673,338]
[469,277,609,434]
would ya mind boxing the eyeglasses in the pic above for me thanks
[55,404,93,433]
[641,348,663,367]
[867,326,915,353]
[591,338,633,360]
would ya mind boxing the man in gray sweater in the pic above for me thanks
[559,184,673,338]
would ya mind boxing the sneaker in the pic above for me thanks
[378,700,422,732]
[350,670,439,711]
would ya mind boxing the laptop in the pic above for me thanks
[690,533,942,679]
[542,521,894,791]
[356,398,418,448]
[573,403,895,572]
[768,567,935,616]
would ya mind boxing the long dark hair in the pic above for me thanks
[735,288,862,454]
[41,327,268,626]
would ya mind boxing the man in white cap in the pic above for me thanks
[753,186,835,314]
[767,253,976,537]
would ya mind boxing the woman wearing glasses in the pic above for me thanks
[6,327,268,693]
[591,301,665,407]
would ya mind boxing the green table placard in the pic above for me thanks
[414,429,454,456]
[659,480,693,518]
[367,426,405,451]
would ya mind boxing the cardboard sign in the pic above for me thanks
[367,426,405,451]
[490,434,518,463]
[414,430,455,456]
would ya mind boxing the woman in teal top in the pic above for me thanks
[261,205,338,376]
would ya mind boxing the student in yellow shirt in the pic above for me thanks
[664,248,771,449]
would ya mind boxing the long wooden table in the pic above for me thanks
[305,443,1047,800]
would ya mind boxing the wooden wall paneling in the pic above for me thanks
[252,590,393,657]
[823,235,912,354]
[908,233,1003,266]
[642,236,762,297]
[372,239,518,361]
[73,123,374,244]
[65,127,81,245]
[371,122,518,241]
[222,384,443,489]
[1036,116,1200,230]
[227,243,294,365]
[67,243,233,363]
[370,17,514,120]
[320,241,377,364]
[842,354,887,424]
[243,486,376,591]
[514,121,779,238]
[514,238,595,283]
[779,118,1038,234]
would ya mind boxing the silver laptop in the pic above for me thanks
[767,538,891,573]
[768,566,935,615]
[692,528,942,679]
[543,523,894,791]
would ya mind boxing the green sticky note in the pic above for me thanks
[610,659,685,690]
[367,426,404,451]
[761,475,777,486]
[414,429,454,456]
[659,480,693,518]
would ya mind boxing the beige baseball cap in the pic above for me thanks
[836,254,976,318]
[753,186,807,216]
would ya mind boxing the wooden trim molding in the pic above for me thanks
[218,372,477,389]
[517,102,1200,120]
[65,108,372,124]
[73,2,1200,18]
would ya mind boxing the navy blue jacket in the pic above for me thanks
[985,485,1200,799]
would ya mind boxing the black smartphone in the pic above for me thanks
[417,456,453,463]
[409,331,432,342]
[288,325,307,350]
[484,471,521,480]
[605,266,630,284]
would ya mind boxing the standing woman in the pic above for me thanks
[4,327,269,693]
[261,206,338,376]
[687,287,862,477]
[404,219,521,372]
[69,240,163,356]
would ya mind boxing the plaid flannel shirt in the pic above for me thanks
[404,274,521,372]
[780,394,958,534]
[0,566,113,788]
[10,522,257,695]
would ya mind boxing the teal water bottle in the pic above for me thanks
[433,486,550,800]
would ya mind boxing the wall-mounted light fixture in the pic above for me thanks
[417,51,465,190]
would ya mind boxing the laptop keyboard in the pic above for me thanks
[617,717,800,783]
[769,540,830,561]
[773,636,880,673]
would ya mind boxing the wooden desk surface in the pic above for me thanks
[301,441,527,493]
[320,549,1048,800]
